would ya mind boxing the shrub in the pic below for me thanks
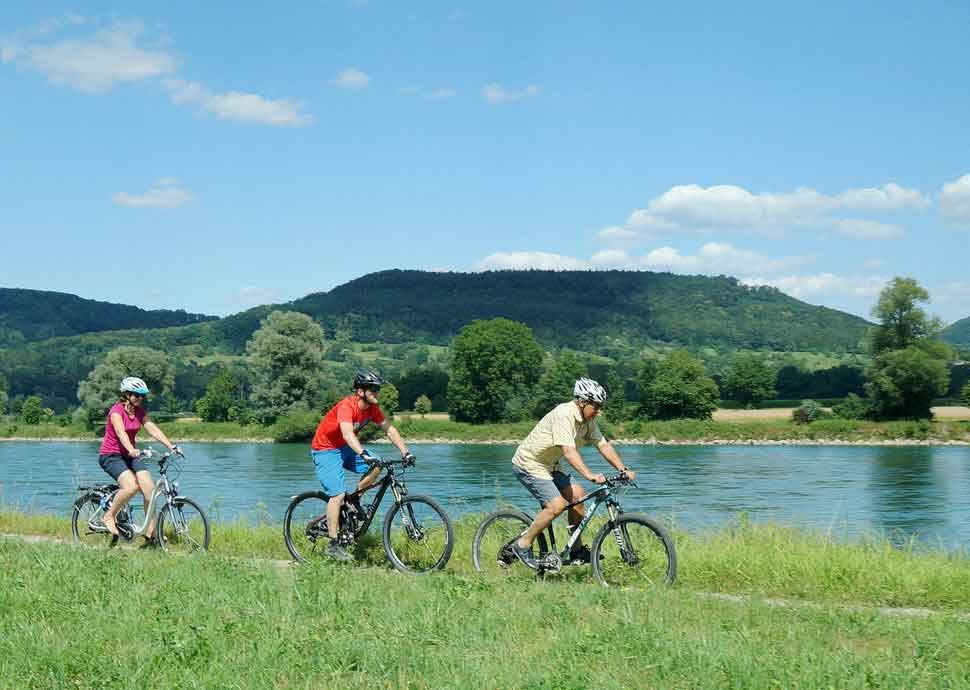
[962,382,970,408]
[832,393,872,420]
[791,399,827,425]
[271,408,320,443]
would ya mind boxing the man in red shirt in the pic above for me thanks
[311,370,413,561]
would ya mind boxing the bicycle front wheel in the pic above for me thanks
[471,509,548,578]
[591,513,676,588]
[71,493,117,548]
[382,495,454,573]
[157,497,210,553]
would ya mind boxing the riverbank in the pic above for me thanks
[2,515,969,688]
[3,414,969,445]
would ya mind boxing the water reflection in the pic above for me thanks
[867,447,948,545]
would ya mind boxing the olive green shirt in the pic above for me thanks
[512,401,604,480]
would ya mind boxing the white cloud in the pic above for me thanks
[742,274,888,299]
[835,183,930,212]
[940,174,970,228]
[113,178,193,208]
[475,251,588,271]
[607,181,928,243]
[831,218,903,240]
[332,67,370,89]
[2,19,176,93]
[482,82,539,104]
[430,88,457,100]
[164,78,312,126]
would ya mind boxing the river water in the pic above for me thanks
[1,441,968,549]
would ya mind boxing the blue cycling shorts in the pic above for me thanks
[311,446,381,497]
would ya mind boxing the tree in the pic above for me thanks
[962,382,970,408]
[76,346,175,424]
[20,395,44,424]
[603,367,629,422]
[194,368,242,422]
[723,354,776,407]
[639,350,719,420]
[635,359,659,414]
[869,277,943,354]
[0,371,7,415]
[864,279,952,420]
[447,319,544,423]
[397,367,449,412]
[865,343,951,419]
[414,394,433,416]
[380,382,400,417]
[531,352,586,417]
[246,311,327,422]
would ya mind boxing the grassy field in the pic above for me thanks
[2,516,970,689]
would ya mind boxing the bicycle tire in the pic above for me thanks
[70,492,118,548]
[283,491,330,563]
[157,497,210,553]
[382,495,454,573]
[590,513,676,588]
[471,509,549,575]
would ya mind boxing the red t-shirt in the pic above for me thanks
[311,395,385,451]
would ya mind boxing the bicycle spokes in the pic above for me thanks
[595,518,673,587]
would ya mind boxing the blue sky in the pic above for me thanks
[2,1,968,323]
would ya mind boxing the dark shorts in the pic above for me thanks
[98,453,148,481]
[513,466,574,508]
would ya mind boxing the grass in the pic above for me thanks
[3,414,969,444]
[1,533,969,689]
[4,509,970,612]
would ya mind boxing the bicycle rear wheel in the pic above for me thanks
[382,495,454,573]
[283,491,331,563]
[157,497,210,553]
[471,509,549,578]
[591,513,676,588]
[71,493,117,548]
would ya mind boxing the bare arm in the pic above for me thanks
[380,419,410,457]
[109,412,139,456]
[340,421,365,455]
[561,445,606,483]
[143,418,176,452]
[597,439,635,480]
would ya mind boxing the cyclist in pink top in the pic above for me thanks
[98,376,180,541]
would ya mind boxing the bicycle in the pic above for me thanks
[283,454,454,573]
[71,448,211,553]
[472,472,676,587]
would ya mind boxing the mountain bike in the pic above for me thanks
[472,473,676,587]
[71,449,210,553]
[283,454,454,573]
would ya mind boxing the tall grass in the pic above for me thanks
[1,537,969,689]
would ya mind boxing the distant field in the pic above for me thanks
[933,406,970,420]
[714,406,970,422]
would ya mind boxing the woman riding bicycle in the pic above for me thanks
[97,376,179,540]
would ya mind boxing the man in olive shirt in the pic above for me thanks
[509,378,635,567]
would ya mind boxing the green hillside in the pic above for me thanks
[0,287,215,344]
[942,316,970,347]
[0,270,874,407]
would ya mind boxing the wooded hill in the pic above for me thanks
[0,287,215,344]
[942,316,970,347]
[0,270,875,407]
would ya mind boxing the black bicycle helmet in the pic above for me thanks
[353,369,384,390]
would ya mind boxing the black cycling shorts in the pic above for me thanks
[98,453,148,480]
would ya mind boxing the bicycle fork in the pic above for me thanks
[608,504,639,566]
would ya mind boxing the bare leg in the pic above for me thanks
[517,496,567,549]
[135,470,156,538]
[102,470,138,537]
[326,493,345,539]
[353,466,382,495]
[562,483,586,548]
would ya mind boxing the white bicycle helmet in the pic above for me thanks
[573,377,607,405]
[120,376,150,395]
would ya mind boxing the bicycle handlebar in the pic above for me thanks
[364,455,416,469]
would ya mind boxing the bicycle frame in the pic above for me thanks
[527,482,626,559]
[344,465,409,537]
[85,460,180,538]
